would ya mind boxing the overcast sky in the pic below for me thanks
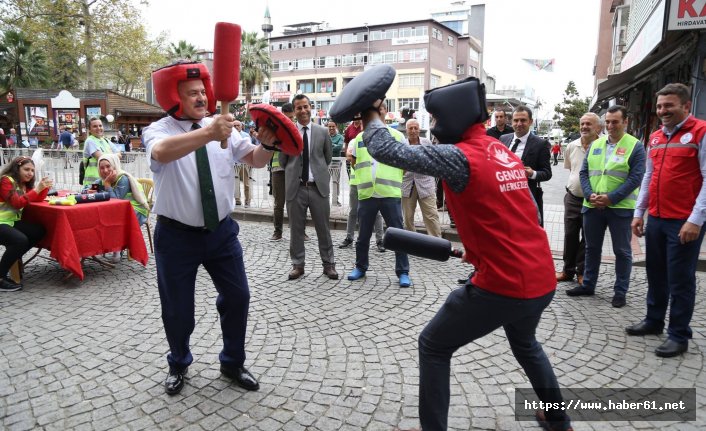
[140,0,600,117]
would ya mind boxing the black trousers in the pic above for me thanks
[0,221,46,277]
[561,192,585,277]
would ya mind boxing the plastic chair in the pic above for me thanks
[137,178,154,253]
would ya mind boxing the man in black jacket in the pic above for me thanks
[500,106,552,226]
[486,107,514,139]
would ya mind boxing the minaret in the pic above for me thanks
[261,4,273,39]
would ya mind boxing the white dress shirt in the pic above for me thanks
[144,116,255,226]
[297,121,315,182]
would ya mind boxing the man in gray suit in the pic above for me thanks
[280,94,338,280]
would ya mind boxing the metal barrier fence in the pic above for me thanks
[0,150,452,227]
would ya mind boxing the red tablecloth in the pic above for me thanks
[23,199,149,280]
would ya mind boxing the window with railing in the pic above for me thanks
[430,74,441,89]
[297,80,314,93]
[317,79,336,93]
[272,80,290,92]
[399,73,424,88]
[398,98,420,111]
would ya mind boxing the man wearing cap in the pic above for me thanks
[143,61,279,396]
[330,67,571,430]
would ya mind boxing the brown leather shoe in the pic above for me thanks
[556,272,574,282]
[323,265,339,280]
[288,266,305,280]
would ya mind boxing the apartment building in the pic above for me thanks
[266,19,482,119]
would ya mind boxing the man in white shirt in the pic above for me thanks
[556,113,601,285]
[144,61,275,396]
[402,119,441,237]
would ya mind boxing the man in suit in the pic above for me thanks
[500,106,552,225]
[280,94,338,280]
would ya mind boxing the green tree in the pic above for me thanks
[554,81,590,138]
[240,31,271,104]
[0,30,49,93]
[45,0,82,88]
[167,40,197,61]
[1,0,163,93]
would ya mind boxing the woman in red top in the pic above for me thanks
[0,156,53,291]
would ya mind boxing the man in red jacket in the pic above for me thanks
[627,83,706,358]
[359,78,571,431]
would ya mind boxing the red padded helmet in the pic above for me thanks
[152,61,216,120]
[249,104,303,156]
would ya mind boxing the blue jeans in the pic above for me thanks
[644,216,705,343]
[582,208,633,295]
[155,217,250,372]
[355,197,408,276]
[419,284,568,430]
[346,184,383,242]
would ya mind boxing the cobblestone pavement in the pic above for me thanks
[2,163,706,430]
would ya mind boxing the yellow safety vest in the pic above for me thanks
[0,176,23,226]
[355,127,404,200]
[583,134,640,209]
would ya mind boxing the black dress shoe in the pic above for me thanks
[625,320,663,336]
[566,285,594,297]
[164,368,187,395]
[376,241,386,252]
[655,339,688,358]
[220,365,260,391]
[611,294,626,308]
[338,237,353,248]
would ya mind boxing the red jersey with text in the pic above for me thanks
[647,115,706,219]
[443,124,556,298]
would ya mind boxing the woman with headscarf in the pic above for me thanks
[0,156,53,291]
[93,153,149,226]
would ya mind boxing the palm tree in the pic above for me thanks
[0,30,50,93]
[240,31,272,104]
[167,40,197,61]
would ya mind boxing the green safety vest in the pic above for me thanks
[355,127,404,200]
[583,134,640,209]
[348,133,363,186]
[83,136,114,186]
[0,176,23,226]
[116,174,148,218]
[271,150,281,168]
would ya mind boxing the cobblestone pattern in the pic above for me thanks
[0,217,705,430]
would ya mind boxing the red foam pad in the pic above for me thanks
[249,104,303,156]
[213,22,241,102]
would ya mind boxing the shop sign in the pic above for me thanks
[270,91,291,100]
[391,35,429,46]
[669,0,706,30]
[622,0,666,72]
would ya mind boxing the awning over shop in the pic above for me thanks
[592,33,695,110]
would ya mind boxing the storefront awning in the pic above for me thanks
[592,33,695,110]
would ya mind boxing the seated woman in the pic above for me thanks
[0,156,53,291]
[92,154,149,263]
[94,153,149,225]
